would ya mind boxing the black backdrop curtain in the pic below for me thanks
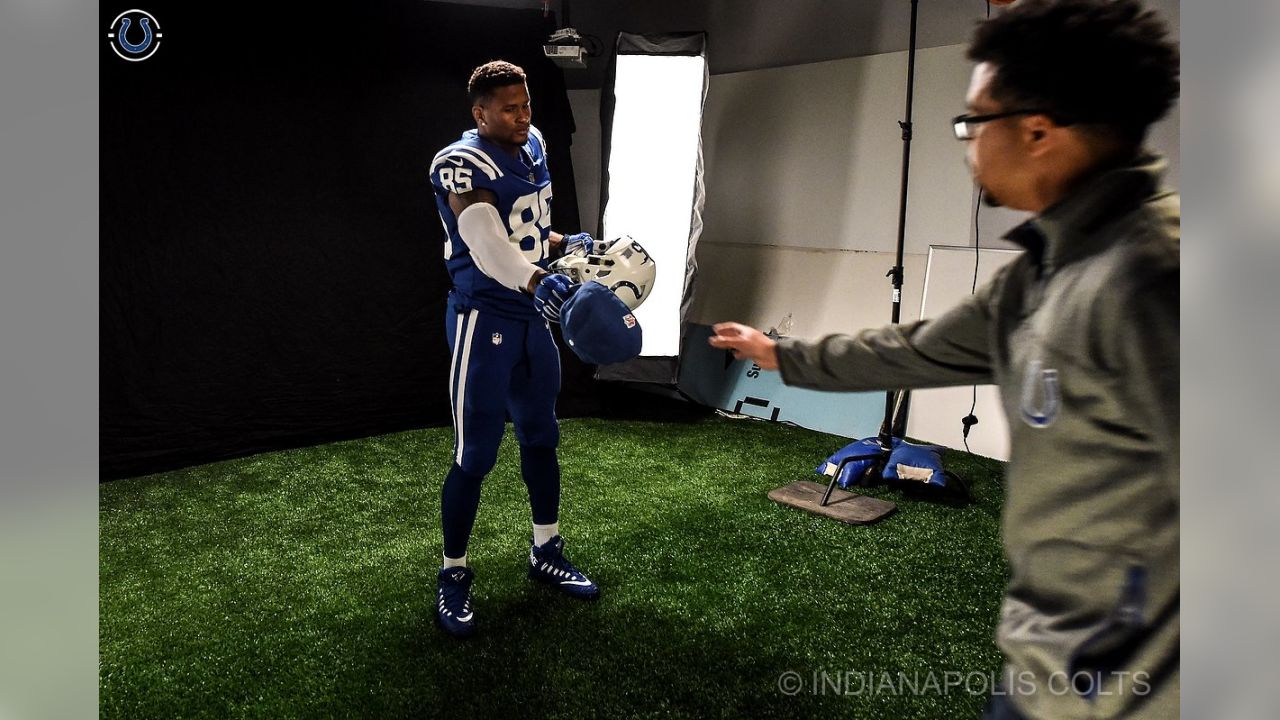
[101,1,596,480]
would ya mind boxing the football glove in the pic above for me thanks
[533,272,578,323]
[561,232,595,257]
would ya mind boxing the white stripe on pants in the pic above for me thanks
[450,308,479,465]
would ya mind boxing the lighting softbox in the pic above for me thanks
[597,31,708,383]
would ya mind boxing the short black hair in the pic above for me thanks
[467,60,527,105]
[967,0,1179,145]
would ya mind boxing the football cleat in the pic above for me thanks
[528,536,600,600]
[436,566,476,638]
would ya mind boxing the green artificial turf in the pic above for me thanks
[100,415,1009,719]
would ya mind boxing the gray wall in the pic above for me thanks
[701,45,973,255]
[690,43,972,338]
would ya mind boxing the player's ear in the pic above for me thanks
[471,105,485,127]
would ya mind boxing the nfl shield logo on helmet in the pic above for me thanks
[491,333,503,346]
[623,314,637,329]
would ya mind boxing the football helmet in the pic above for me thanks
[551,235,657,311]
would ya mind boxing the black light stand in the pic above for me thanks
[819,0,920,507]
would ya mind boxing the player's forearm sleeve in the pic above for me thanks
[776,294,995,392]
[457,202,539,292]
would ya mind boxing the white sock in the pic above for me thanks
[442,553,467,569]
[533,522,559,547]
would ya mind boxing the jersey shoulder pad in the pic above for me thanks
[528,126,547,157]
[430,142,507,194]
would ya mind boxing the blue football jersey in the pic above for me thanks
[430,126,554,319]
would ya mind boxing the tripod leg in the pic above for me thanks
[820,470,841,507]
[820,451,885,507]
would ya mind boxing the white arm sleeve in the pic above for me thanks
[457,202,539,293]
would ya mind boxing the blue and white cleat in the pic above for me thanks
[528,535,600,600]
[436,566,476,638]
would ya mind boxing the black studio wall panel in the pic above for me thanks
[101,1,592,479]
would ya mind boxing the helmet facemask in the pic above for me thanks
[551,235,656,311]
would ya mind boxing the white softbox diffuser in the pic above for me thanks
[597,32,707,383]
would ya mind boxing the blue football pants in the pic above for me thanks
[441,300,561,559]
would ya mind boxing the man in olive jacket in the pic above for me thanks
[710,2,1179,718]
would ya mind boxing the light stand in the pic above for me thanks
[816,0,920,509]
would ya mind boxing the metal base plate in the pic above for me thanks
[767,480,896,525]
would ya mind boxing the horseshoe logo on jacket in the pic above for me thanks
[1020,358,1060,428]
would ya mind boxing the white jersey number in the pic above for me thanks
[509,185,553,262]
[439,167,473,194]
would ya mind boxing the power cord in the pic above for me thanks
[962,186,983,453]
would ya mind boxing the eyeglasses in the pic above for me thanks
[951,109,1050,140]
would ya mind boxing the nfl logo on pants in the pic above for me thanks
[491,333,502,346]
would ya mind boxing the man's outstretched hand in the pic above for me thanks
[708,322,779,370]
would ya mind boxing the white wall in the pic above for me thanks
[689,43,973,337]
[907,246,1023,461]
[699,45,974,256]
[689,243,927,339]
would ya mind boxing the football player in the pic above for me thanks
[428,60,599,638]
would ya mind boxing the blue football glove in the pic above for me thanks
[562,232,595,257]
[533,272,579,323]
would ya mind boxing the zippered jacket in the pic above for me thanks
[777,154,1179,720]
